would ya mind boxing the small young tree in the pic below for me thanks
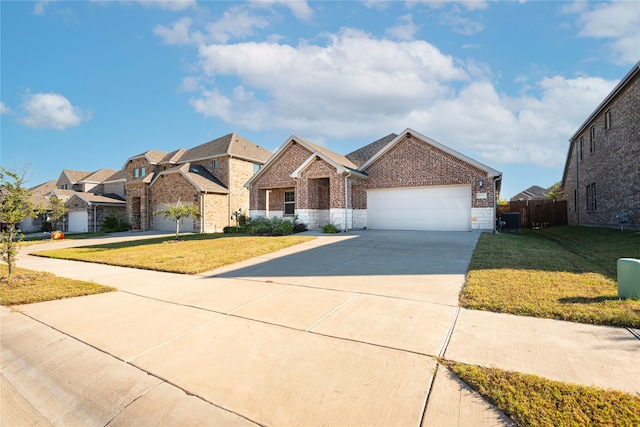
[153,201,201,240]
[0,167,41,276]
[48,195,68,230]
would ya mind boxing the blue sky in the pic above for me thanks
[1,0,638,199]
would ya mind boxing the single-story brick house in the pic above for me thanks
[124,133,272,232]
[562,61,639,229]
[246,129,502,231]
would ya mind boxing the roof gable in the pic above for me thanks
[359,128,502,177]
[152,163,229,194]
[346,133,397,167]
[178,133,271,164]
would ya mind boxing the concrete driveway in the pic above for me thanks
[3,230,638,426]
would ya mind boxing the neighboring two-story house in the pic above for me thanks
[562,61,640,229]
[124,133,272,232]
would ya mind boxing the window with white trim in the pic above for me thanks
[579,136,584,161]
[284,191,295,215]
[589,125,596,153]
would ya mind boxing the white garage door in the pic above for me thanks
[367,185,471,231]
[68,211,89,233]
[153,204,195,232]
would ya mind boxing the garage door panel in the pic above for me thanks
[367,185,471,231]
[68,211,88,233]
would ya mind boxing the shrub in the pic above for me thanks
[293,222,308,233]
[102,210,130,233]
[41,221,53,233]
[223,226,248,234]
[223,216,308,236]
[322,223,339,233]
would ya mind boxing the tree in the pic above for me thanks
[47,195,68,230]
[545,182,563,201]
[153,201,201,240]
[1,167,42,276]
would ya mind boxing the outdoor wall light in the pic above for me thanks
[478,177,485,190]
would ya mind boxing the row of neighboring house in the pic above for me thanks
[20,130,503,234]
[17,62,638,234]
[21,134,272,233]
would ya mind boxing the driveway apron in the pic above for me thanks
[4,230,512,426]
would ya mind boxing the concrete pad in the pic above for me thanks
[131,316,437,426]
[16,292,221,361]
[1,308,162,426]
[108,382,258,426]
[445,309,640,394]
[302,272,465,306]
[215,257,339,285]
[230,285,358,330]
[126,277,288,314]
[310,295,459,356]
[422,366,515,427]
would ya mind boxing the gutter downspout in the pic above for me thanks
[344,172,351,232]
[201,193,205,233]
[493,176,501,233]
[92,203,97,233]
[575,141,580,225]
[146,184,150,231]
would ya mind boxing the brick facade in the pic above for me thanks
[363,134,495,209]
[564,64,639,229]
[248,131,500,230]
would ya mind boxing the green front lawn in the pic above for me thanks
[462,226,640,328]
[444,361,640,427]
[0,265,115,306]
[32,233,316,274]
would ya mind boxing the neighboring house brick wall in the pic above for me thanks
[565,67,639,229]
[126,182,149,230]
[363,135,495,208]
[150,173,199,229]
[228,158,254,215]
[104,182,125,197]
[202,193,230,232]
[249,143,313,211]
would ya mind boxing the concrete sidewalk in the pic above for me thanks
[2,230,639,426]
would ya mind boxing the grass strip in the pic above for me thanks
[32,234,316,274]
[462,226,640,328]
[443,360,640,427]
[0,265,115,306]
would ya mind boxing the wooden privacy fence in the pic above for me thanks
[498,199,568,229]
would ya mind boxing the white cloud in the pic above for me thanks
[206,7,270,43]
[438,8,484,35]
[385,14,419,41]
[154,8,270,45]
[412,0,489,11]
[184,28,617,168]
[566,0,640,64]
[134,0,196,11]
[249,0,313,21]
[33,0,55,15]
[0,102,10,114]
[154,17,203,45]
[18,93,90,130]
